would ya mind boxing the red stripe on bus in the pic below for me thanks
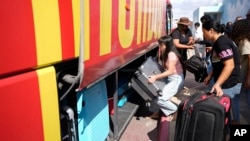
[0,0,37,76]
[0,71,44,141]
[89,0,101,59]
[58,0,75,59]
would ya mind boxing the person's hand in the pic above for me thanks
[187,40,195,45]
[148,75,156,84]
[210,83,223,97]
[187,45,194,49]
[206,47,212,52]
[203,76,211,85]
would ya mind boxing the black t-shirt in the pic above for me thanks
[211,35,240,88]
[171,28,193,44]
[171,28,193,60]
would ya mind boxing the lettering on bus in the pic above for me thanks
[99,0,165,55]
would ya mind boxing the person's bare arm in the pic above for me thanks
[148,59,176,83]
[187,37,195,45]
[173,38,194,49]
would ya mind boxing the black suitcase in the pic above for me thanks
[60,106,77,141]
[185,55,208,83]
[174,92,231,141]
[130,56,165,101]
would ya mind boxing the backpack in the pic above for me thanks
[185,55,208,82]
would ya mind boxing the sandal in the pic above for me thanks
[170,96,181,105]
[183,87,190,96]
[147,112,159,119]
[166,114,174,121]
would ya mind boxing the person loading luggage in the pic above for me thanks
[147,35,184,120]
[171,17,195,95]
[202,20,242,129]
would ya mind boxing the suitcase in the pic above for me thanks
[130,56,166,101]
[174,92,231,141]
[60,106,77,141]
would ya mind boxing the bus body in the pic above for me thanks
[0,0,171,140]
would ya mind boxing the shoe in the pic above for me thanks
[231,120,240,125]
[166,114,174,121]
[183,86,189,91]
[147,112,159,119]
[170,96,181,105]
[166,112,178,121]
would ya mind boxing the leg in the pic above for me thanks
[156,99,178,116]
[223,83,242,123]
[231,94,240,123]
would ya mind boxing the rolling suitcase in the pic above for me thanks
[60,106,77,141]
[174,92,231,141]
[130,56,165,101]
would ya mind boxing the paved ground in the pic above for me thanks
[119,71,250,141]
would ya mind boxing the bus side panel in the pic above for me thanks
[0,71,44,141]
[0,0,37,76]
[0,67,61,141]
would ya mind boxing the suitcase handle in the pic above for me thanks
[206,92,216,95]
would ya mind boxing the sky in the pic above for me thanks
[171,0,223,21]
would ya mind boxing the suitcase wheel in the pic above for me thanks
[134,70,141,77]
[157,90,163,96]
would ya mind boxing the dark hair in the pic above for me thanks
[231,19,250,45]
[200,15,212,23]
[225,22,233,38]
[158,35,184,69]
[202,20,225,34]
[194,22,200,27]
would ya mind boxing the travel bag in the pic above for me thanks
[130,56,165,101]
[185,44,207,83]
[174,92,231,141]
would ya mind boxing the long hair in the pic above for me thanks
[157,35,184,70]
[231,19,250,45]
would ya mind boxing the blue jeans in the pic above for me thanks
[149,74,184,116]
[222,83,242,122]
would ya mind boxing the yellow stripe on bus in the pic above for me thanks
[32,0,62,65]
[100,0,112,55]
[37,66,61,141]
[137,0,142,44]
[72,0,90,60]
[119,0,135,48]
[72,0,80,58]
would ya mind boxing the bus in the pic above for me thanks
[0,0,172,140]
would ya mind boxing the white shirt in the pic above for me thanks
[194,27,203,42]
